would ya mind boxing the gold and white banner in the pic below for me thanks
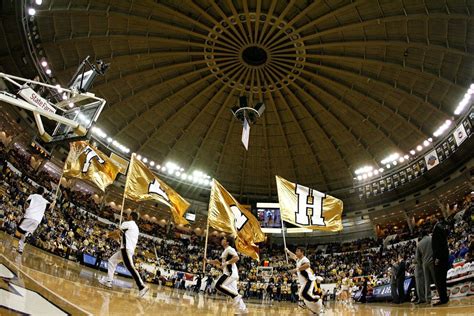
[208,179,265,260]
[63,141,121,192]
[276,175,343,232]
[125,154,190,225]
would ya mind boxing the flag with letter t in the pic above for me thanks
[63,141,121,191]
[208,179,265,260]
[276,175,343,232]
[125,154,190,225]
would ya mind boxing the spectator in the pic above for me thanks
[432,221,450,306]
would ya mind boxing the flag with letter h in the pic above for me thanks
[276,175,343,232]
[63,141,121,192]
[124,154,190,225]
[208,179,265,260]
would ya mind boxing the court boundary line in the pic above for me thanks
[0,254,93,316]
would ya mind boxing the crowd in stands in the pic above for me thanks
[1,142,473,302]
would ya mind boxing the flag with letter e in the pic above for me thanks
[276,175,343,232]
[124,154,190,225]
[208,179,265,260]
[63,141,121,192]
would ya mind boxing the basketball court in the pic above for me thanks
[1,1,474,315]
[1,232,473,316]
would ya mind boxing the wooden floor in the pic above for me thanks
[1,232,473,315]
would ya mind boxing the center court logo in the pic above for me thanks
[0,263,68,315]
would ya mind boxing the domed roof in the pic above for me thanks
[32,0,472,199]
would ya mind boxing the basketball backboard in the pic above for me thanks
[0,72,105,143]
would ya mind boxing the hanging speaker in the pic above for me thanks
[239,96,247,107]
[254,102,265,117]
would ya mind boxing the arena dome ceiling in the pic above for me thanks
[31,0,473,198]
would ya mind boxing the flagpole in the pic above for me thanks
[280,215,289,264]
[52,145,70,208]
[203,179,215,273]
[202,213,210,273]
[53,166,65,204]
[119,189,127,225]
[119,153,133,225]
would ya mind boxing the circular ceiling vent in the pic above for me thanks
[204,13,306,93]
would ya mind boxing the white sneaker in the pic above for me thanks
[138,286,149,298]
[235,308,249,315]
[233,295,242,307]
[98,278,112,288]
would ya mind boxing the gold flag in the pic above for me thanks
[276,175,343,232]
[124,154,190,225]
[63,141,121,192]
[208,179,265,260]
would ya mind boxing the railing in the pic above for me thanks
[354,106,473,199]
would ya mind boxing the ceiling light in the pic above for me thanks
[181,173,187,180]
[386,164,391,169]
[404,155,409,159]
[193,170,203,177]
[355,166,373,175]
[379,168,384,172]
[28,8,36,15]
[166,161,178,170]
[41,60,47,67]
[107,137,112,142]
[362,174,367,179]
[423,140,430,147]
[45,69,51,75]
[373,170,379,175]
[187,175,194,181]
[410,150,416,155]
[416,145,423,151]
[142,158,148,163]
[35,0,43,4]
[368,172,373,177]
[175,171,181,177]
[150,161,155,167]
[68,102,74,108]
[399,157,404,163]
[161,166,167,172]
[357,175,363,181]
[156,164,161,170]
[392,161,397,166]
[434,120,452,136]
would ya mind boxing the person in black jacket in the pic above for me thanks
[432,220,450,305]
[390,260,399,303]
[396,255,406,304]
[360,278,368,303]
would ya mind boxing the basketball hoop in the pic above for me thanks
[0,72,105,143]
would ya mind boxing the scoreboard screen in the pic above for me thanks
[256,203,282,228]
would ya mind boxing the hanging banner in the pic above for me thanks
[424,149,440,171]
